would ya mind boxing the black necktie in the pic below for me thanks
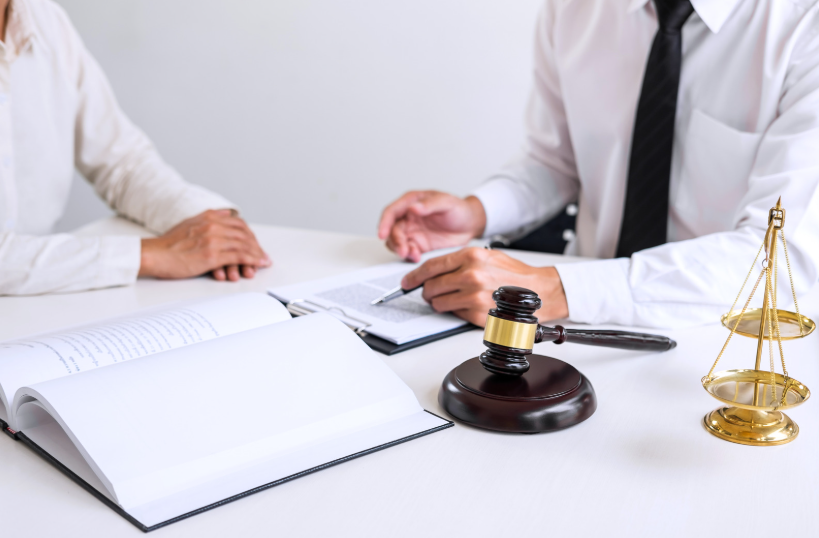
[616,0,695,258]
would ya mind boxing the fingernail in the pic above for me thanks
[259,258,272,267]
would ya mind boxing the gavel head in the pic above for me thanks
[479,286,541,376]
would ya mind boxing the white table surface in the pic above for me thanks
[1,218,818,537]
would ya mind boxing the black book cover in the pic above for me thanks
[362,324,477,355]
[8,411,453,532]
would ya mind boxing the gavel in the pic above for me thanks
[438,285,677,433]
[480,286,677,376]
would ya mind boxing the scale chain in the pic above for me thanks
[772,238,788,379]
[728,243,765,316]
[765,267,777,408]
[706,268,766,380]
[780,230,804,337]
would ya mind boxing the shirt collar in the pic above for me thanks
[627,0,742,34]
[4,0,37,60]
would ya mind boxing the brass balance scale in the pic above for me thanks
[702,198,815,446]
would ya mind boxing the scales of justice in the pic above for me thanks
[702,198,815,446]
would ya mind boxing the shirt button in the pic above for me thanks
[562,229,576,242]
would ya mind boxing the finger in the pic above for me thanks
[200,209,234,223]
[378,191,427,239]
[212,267,227,281]
[421,270,467,302]
[229,229,267,262]
[198,221,258,243]
[385,234,398,253]
[217,215,259,234]
[452,308,488,327]
[215,249,274,268]
[196,216,261,250]
[388,220,411,259]
[202,241,271,270]
[429,290,489,314]
[241,265,257,279]
[226,265,241,282]
[406,241,422,264]
[202,228,267,259]
[401,248,475,289]
[406,192,456,218]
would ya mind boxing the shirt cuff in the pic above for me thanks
[96,235,142,288]
[471,179,529,238]
[554,258,635,326]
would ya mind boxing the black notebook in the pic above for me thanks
[269,259,477,355]
[0,293,452,532]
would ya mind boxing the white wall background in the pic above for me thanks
[53,0,543,237]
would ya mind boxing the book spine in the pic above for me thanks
[1,419,18,440]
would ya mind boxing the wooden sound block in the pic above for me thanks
[439,354,597,433]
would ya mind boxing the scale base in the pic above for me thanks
[703,406,799,446]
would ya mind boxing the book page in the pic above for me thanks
[12,313,427,515]
[0,293,290,425]
[269,249,468,345]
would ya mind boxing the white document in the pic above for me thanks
[10,313,449,529]
[268,254,469,345]
[0,293,291,425]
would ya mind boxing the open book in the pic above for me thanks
[0,293,451,532]
[269,259,475,354]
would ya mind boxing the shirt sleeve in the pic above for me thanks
[0,232,140,296]
[554,24,819,329]
[471,3,580,239]
[57,5,237,235]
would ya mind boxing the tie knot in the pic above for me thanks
[654,0,694,33]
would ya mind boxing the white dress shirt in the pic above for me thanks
[473,0,819,328]
[0,0,235,296]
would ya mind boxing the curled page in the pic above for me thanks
[0,293,291,426]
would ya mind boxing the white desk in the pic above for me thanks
[2,218,818,537]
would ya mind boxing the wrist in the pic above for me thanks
[533,266,569,320]
[139,238,159,277]
[464,195,487,238]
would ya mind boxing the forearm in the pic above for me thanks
[472,154,579,240]
[0,233,141,296]
[70,27,236,234]
[554,226,817,329]
[89,141,237,234]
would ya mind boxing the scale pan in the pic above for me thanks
[702,369,810,411]
[721,309,815,340]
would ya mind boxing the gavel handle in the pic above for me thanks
[536,325,676,352]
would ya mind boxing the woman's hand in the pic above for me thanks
[139,209,271,281]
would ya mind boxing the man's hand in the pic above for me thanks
[378,191,487,263]
[139,209,271,281]
[402,247,568,326]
